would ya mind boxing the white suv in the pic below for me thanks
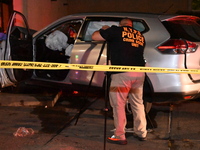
[1,11,200,105]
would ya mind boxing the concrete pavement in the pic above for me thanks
[0,90,199,150]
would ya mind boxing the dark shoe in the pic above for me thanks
[133,133,147,141]
[107,135,127,145]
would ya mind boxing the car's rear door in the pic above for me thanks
[0,11,33,88]
[69,17,120,86]
[69,17,148,87]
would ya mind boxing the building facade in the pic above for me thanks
[1,0,193,31]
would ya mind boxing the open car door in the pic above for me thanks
[0,11,33,88]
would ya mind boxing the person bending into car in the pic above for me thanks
[92,18,147,145]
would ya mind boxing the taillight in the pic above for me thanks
[157,39,198,54]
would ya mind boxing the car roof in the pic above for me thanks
[56,12,197,25]
[66,12,176,20]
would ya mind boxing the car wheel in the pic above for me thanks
[143,74,153,113]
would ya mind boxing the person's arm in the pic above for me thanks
[92,30,105,41]
[92,25,110,41]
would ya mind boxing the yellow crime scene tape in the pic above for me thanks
[0,60,200,74]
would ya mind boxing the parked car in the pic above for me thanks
[1,11,200,110]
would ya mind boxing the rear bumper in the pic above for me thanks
[151,91,200,103]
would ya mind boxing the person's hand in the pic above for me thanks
[101,25,110,30]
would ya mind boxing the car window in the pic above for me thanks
[35,19,82,59]
[133,21,146,32]
[84,21,119,41]
[9,13,30,40]
[45,20,82,45]
[80,18,147,41]
[162,16,200,42]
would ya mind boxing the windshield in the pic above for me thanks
[162,16,200,42]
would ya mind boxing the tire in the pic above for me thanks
[143,74,153,113]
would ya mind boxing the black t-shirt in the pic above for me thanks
[100,25,145,67]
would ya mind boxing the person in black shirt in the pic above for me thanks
[92,18,147,145]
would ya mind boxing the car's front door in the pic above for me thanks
[0,11,33,88]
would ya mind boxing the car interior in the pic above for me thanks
[34,20,82,81]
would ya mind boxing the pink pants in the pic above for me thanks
[109,72,147,140]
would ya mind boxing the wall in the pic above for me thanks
[13,0,192,31]
[13,0,68,31]
[67,0,192,14]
